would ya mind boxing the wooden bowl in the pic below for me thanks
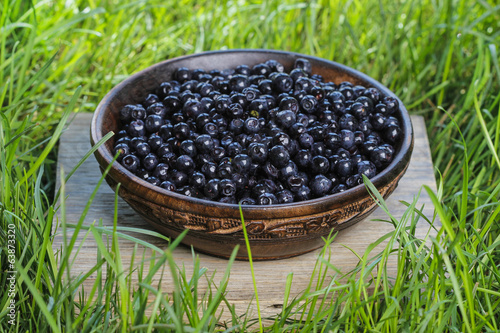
[91,49,413,260]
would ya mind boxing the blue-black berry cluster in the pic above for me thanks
[112,58,402,205]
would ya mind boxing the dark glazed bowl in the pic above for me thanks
[91,49,413,260]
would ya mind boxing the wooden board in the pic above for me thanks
[55,113,437,320]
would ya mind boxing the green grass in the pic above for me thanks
[1,0,499,331]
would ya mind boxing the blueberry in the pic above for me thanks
[294,185,311,201]
[325,132,341,150]
[244,117,261,134]
[300,95,317,113]
[265,59,285,72]
[276,189,294,204]
[229,74,248,92]
[201,161,218,179]
[294,149,312,170]
[217,159,233,179]
[371,145,393,169]
[179,139,197,157]
[258,79,273,95]
[147,102,167,117]
[239,197,257,205]
[384,124,402,144]
[142,94,159,107]
[174,67,191,82]
[113,143,130,162]
[248,98,268,117]
[231,173,248,190]
[215,95,231,113]
[357,160,377,179]
[339,114,358,131]
[294,58,312,76]
[340,129,355,150]
[130,105,147,120]
[163,95,182,114]
[177,185,199,197]
[252,63,271,76]
[173,122,190,140]
[279,161,299,181]
[145,115,163,133]
[248,142,268,163]
[383,96,399,115]
[335,158,353,178]
[203,122,219,137]
[136,168,150,180]
[310,174,333,197]
[182,99,203,118]
[346,174,363,188]
[269,145,290,168]
[160,180,176,192]
[257,193,277,205]
[121,154,140,173]
[157,82,174,98]
[276,110,296,129]
[220,179,237,197]
[175,155,195,173]
[146,176,161,186]
[273,73,293,93]
[211,146,226,163]
[204,178,220,199]
[370,113,386,131]
[128,119,146,137]
[135,142,151,158]
[294,77,312,93]
[153,163,169,181]
[331,183,347,194]
[227,141,243,157]
[236,64,251,76]
[311,155,330,174]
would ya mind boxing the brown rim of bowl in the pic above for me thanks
[91,49,413,219]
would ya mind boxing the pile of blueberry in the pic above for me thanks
[112,58,402,205]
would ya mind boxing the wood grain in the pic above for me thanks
[55,113,437,321]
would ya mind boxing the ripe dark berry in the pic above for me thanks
[357,160,377,179]
[335,158,353,178]
[160,180,176,192]
[174,67,191,82]
[310,174,333,197]
[122,154,140,173]
[311,155,330,174]
[300,95,317,113]
[145,115,163,133]
[113,143,130,162]
[273,73,293,93]
[244,117,261,134]
[153,163,170,181]
[276,189,294,204]
[269,145,290,168]
[147,102,167,117]
[135,142,151,158]
[257,193,277,205]
[229,74,248,92]
[276,110,296,129]
[371,145,393,169]
[220,179,237,197]
[265,59,285,73]
[128,119,146,137]
[294,185,311,201]
[175,155,195,173]
[294,58,312,76]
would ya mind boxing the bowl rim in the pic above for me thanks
[91,48,413,216]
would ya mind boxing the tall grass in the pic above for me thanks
[1,0,499,331]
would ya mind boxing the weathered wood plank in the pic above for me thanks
[55,113,437,320]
